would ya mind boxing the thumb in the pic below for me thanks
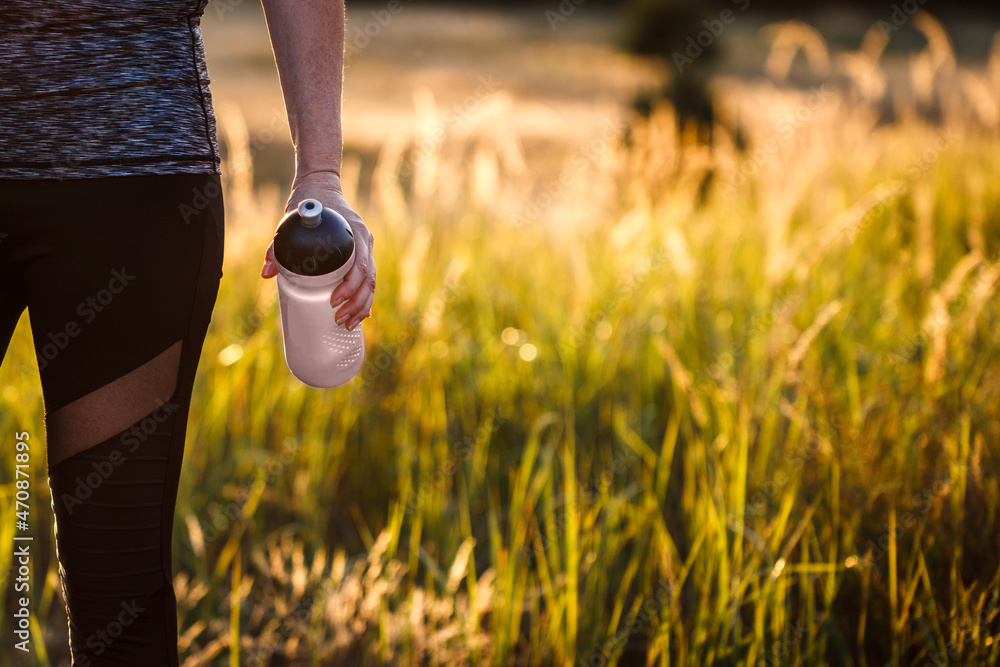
[261,243,278,279]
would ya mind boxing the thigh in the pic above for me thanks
[14,174,224,412]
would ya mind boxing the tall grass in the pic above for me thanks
[1,14,1000,667]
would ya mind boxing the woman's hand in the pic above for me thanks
[260,171,374,331]
[258,1,371,330]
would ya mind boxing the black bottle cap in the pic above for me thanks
[272,199,355,276]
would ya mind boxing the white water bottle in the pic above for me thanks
[272,199,365,388]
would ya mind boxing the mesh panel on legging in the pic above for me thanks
[45,341,182,470]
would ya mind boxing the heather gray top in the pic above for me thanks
[0,0,220,179]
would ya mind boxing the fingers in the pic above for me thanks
[343,287,375,331]
[330,217,373,306]
[261,243,278,279]
[333,244,375,330]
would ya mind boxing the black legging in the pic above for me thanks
[0,173,224,665]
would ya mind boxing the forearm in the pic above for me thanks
[260,0,345,178]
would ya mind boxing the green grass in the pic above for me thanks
[3,33,1000,667]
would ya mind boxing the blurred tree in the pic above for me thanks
[621,0,717,130]
[623,0,715,63]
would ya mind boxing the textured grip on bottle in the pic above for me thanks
[322,320,365,368]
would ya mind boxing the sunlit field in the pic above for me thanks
[2,6,1000,666]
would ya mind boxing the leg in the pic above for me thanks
[9,173,224,665]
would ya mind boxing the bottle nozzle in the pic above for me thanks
[298,199,323,227]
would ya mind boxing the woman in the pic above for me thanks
[0,0,374,663]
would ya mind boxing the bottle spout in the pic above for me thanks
[298,199,323,227]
